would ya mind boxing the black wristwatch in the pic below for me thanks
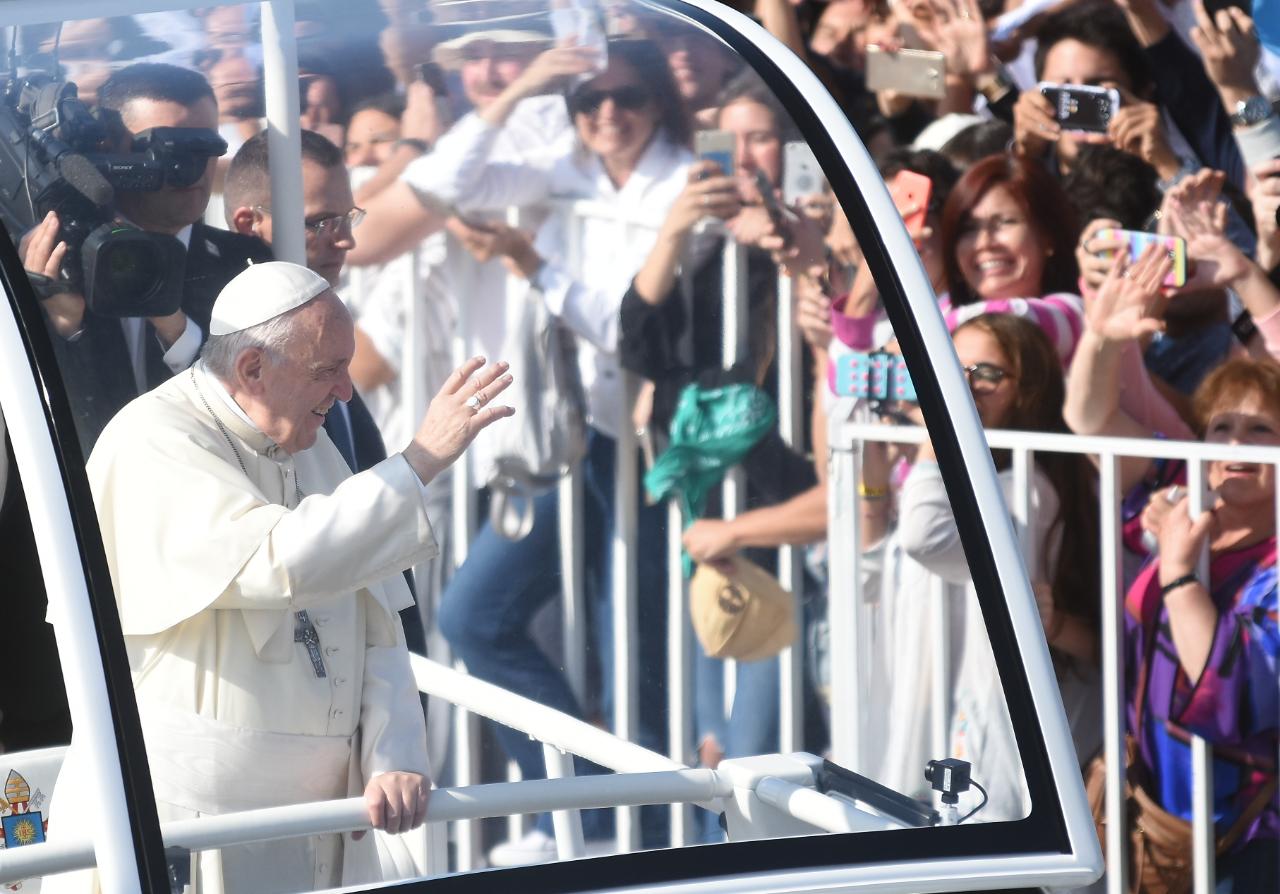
[1229,95,1275,129]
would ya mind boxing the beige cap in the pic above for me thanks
[209,261,331,336]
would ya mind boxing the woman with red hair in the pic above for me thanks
[937,153,1084,364]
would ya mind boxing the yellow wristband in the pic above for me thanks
[858,482,890,500]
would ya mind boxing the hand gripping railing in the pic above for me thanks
[0,657,888,886]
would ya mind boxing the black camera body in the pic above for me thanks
[0,72,226,317]
[924,758,972,806]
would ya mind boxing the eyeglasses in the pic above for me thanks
[963,362,1011,394]
[567,85,651,117]
[255,205,366,240]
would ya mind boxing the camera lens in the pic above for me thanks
[105,240,162,297]
[166,156,205,189]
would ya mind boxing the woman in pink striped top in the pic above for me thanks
[826,154,1085,372]
[936,154,1085,365]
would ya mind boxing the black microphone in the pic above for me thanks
[57,152,114,207]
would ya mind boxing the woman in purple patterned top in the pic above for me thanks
[1128,356,1280,891]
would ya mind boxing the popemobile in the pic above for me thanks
[0,1,1107,893]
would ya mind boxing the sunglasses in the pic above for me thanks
[568,85,651,117]
[963,362,1011,394]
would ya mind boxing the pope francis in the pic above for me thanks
[49,262,513,894]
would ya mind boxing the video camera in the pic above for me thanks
[0,72,227,317]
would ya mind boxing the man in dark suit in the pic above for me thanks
[224,128,426,655]
[21,63,272,454]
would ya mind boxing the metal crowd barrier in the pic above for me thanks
[833,421,1280,894]
[0,657,884,887]
[356,197,814,862]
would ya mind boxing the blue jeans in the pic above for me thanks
[691,572,829,842]
[439,430,667,841]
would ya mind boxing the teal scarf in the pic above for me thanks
[643,382,777,574]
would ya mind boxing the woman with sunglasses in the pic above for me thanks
[402,37,700,862]
[617,72,832,841]
[859,313,1101,821]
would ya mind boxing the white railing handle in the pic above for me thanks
[0,770,731,884]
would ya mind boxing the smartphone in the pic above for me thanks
[550,0,609,74]
[694,129,735,177]
[1038,82,1120,134]
[1097,228,1188,288]
[888,170,932,236]
[865,46,947,100]
[414,62,449,97]
[755,169,792,244]
[783,141,824,205]
[833,351,916,402]
[1202,0,1252,14]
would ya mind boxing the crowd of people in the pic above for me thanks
[2,0,1278,887]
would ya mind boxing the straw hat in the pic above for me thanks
[433,29,552,69]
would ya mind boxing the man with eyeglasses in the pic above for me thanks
[224,130,387,475]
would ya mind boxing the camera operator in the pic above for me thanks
[20,62,271,452]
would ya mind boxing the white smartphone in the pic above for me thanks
[865,46,947,100]
[550,0,609,74]
[694,129,735,177]
[783,142,824,205]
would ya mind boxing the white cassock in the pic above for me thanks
[45,361,435,894]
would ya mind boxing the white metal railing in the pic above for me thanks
[834,420,1280,894]
[397,197,816,858]
[0,655,897,886]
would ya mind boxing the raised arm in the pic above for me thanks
[1064,245,1175,491]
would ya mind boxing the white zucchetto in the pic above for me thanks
[209,261,331,336]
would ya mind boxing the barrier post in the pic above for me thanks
[774,273,805,754]
[1186,461,1216,894]
[1099,453,1128,894]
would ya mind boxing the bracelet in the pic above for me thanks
[1159,572,1199,597]
[858,482,890,500]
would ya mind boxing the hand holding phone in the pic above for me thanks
[888,170,932,238]
[1096,228,1187,288]
[694,130,735,177]
[865,46,947,100]
[783,142,824,206]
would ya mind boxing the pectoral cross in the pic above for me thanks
[293,610,327,678]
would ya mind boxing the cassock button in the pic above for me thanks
[334,677,347,687]
[331,708,344,718]
[314,615,329,626]
[325,646,339,656]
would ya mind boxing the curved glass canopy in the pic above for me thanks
[0,1,1101,892]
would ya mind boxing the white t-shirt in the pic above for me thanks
[401,101,691,439]
[862,461,1101,821]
